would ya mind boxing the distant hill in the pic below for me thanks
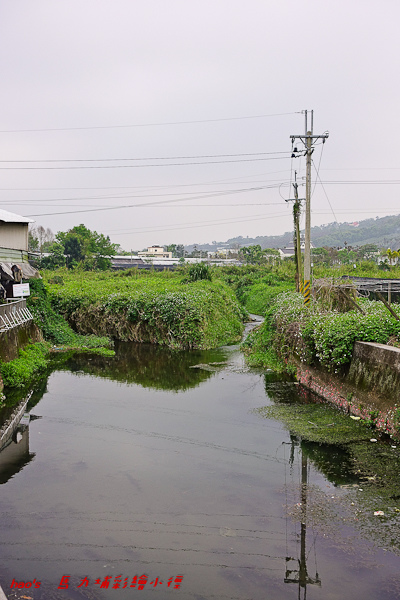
[187,214,400,252]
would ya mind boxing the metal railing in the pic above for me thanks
[0,298,34,333]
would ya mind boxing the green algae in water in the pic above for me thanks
[256,400,400,554]
[256,403,372,445]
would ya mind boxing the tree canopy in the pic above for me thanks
[40,224,117,270]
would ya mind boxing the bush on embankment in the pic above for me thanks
[27,279,113,355]
[243,291,400,372]
[0,280,114,391]
[43,270,245,349]
[0,342,50,388]
[214,264,295,315]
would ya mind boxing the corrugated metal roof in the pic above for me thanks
[0,209,34,224]
[0,262,39,279]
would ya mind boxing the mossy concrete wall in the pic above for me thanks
[348,342,400,408]
[296,341,400,437]
[0,322,42,364]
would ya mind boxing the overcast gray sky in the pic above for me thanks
[1,0,399,250]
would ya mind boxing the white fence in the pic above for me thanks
[0,299,34,333]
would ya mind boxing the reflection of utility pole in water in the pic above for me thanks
[284,437,321,599]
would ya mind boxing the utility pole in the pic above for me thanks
[285,172,304,293]
[290,111,329,306]
[292,172,303,293]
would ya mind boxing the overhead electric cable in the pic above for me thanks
[0,112,302,133]
[0,151,289,163]
[312,159,339,224]
[25,185,276,217]
[105,210,290,236]
[0,156,290,170]
[0,183,284,205]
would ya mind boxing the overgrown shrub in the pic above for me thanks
[27,279,113,354]
[0,343,50,388]
[41,270,244,349]
[185,262,212,282]
[245,291,400,372]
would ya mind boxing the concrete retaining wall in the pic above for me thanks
[0,321,43,392]
[348,342,400,407]
[0,322,42,364]
[296,341,400,437]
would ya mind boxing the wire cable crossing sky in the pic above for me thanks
[1,0,399,248]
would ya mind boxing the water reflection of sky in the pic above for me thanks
[0,343,399,600]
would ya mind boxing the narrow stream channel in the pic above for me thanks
[1,326,400,600]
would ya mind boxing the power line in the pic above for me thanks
[24,185,276,217]
[107,210,290,236]
[0,183,285,207]
[0,172,290,192]
[0,112,301,133]
[0,156,290,170]
[0,151,289,163]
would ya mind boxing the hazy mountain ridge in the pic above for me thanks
[186,214,400,252]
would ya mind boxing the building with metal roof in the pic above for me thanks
[0,210,39,295]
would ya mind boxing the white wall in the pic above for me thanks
[0,223,29,251]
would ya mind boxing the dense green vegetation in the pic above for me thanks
[243,291,400,372]
[0,280,114,391]
[37,224,117,270]
[0,342,50,389]
[27,279,114,354]
[41,268,245,349]
[213,263,295,314]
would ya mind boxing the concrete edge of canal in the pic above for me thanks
[296,340,400,438]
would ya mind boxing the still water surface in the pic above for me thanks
[1,338,400,600]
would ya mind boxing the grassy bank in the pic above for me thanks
[42,269,245,349]
[214,263,294,314]
[242,290,400,372]
[0,280,114,393]
[27,278,114,355]
[0,342,51,390]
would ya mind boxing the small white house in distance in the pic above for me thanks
[279,240,315,259]
[138,245,173,259]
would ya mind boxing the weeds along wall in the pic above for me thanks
[247,292,400,372]
[0,322,42,363]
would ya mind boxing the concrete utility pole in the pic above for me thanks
[285,172,304,292]
[292,172,303,293]
[290,111,329,306]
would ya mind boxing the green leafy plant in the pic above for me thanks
[0,343,50,388]
[185,262,212,282]
[39,269,244,350]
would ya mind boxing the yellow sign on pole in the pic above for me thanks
[303,280,310,306]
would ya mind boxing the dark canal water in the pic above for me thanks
[1,334,400,600]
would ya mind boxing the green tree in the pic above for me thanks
[176,244,185,258]
[39,242,66,269]
[338,247,357,265]
[239,245,267,264]
[47,224,117,270]
[385,248,399,266]
[166,244,177,256]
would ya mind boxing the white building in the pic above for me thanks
[138,245,173,259]
[0,209,39,285]
[279,240,315,259]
